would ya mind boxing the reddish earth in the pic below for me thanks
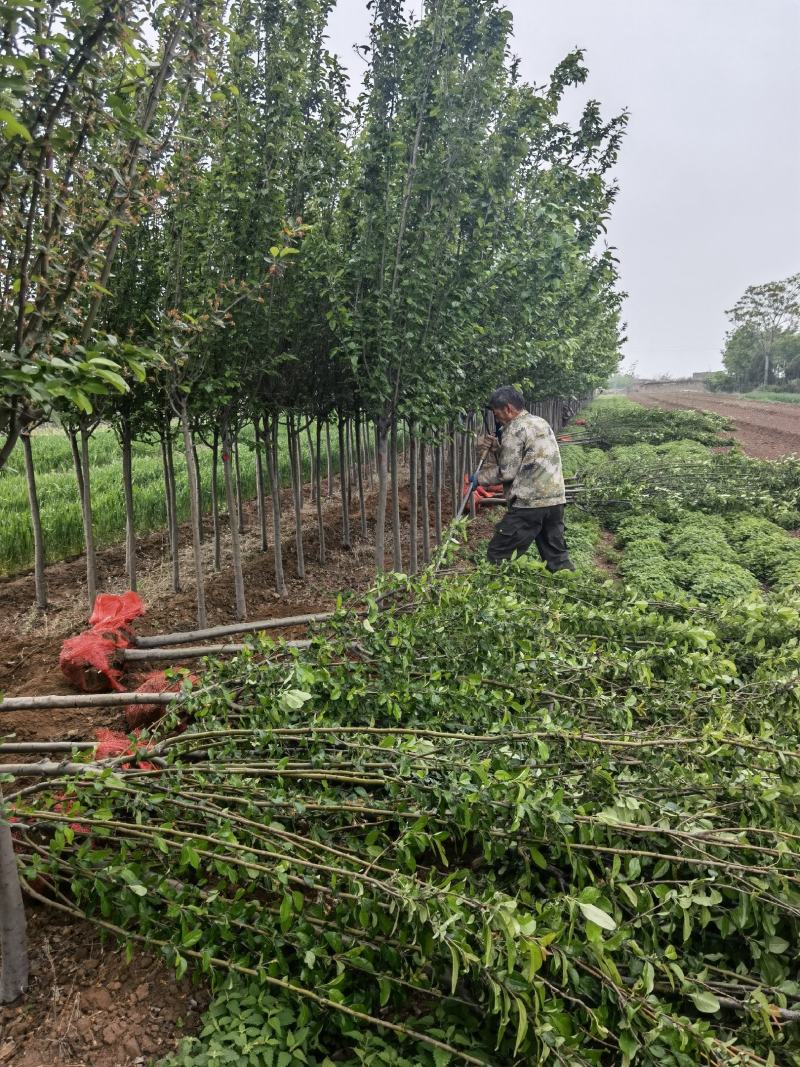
[0,475,496,1065]
[633,390,800,459]
[0,908,208,1066]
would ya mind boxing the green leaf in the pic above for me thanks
[691,991,720,1014]
[0,109,32,142]
[767,936,790,955]
[577,902,617,931]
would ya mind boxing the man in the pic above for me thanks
[474,385,575,571]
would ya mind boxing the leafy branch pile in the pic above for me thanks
[571,439,800,529]
[11,560,800,1065]
[579,399,734,448]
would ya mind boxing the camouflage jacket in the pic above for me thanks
[477,411,566,508]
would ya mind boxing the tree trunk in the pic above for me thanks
[121,419,137,591]
[305,422,315,506]
[234,435,245,534]
[266,414,286,596]
[288,418,305,579]
[21,433,47,610]
[210,428,222,572]
[338,416,351,549]
[68,429,85,513]
[450,423,459,518]
[222,421,247,621]
[325,421,333,497]
[161,431,181,592]
[254,419,268,552]
[79,423,97,611]
[433,441,443,547]
[367,422,375,490]
[420,438,430,565]
[315,421,326,564]
[408,425,418,575]
[0,798,28,1005]
[390,417,402,571]
[180,402,207,628]
[374,416,389,572]
[193,441,204,544]
[354,415,368,538]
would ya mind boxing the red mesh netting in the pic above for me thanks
[59,631,125,692]
[89,591,144,633]
[60,592,146,693]
[124,671,196,731]
[95,727,156,770]
[463,474,504,510]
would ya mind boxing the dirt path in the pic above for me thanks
[632,390,800,459]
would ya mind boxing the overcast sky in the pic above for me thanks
[326,0,800,378]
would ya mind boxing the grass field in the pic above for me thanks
[0,425,341,577]
[742,389,800,404]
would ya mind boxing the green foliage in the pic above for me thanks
[13,546,800,1064]
[581,397,733,447]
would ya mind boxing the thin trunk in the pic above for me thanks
[374,416,389,572]
[161,432,181,593]
[21,433,47,609]
[254,419,268,552]
[325,421,333,497]
[288,418,305,579]
[420,438,430,565]
[222,422,246,621]
[234,435,245,534]
[345,418,353,497]
[266,415,286,596]
[315,421,326,564]
[210,428,221,572]
[338,416,351,549]
[180,402,207,628]
[408,426,418,575]
[390,418,402,571]
[367,422,375,491]
[450,424,459,518]
[68,429,85,512]
[121,421,137,590]
[193,442,204,544]
[79,423,97,611]
[433,441,443,547]
[354,415,367,538]
[305,422,315,505]
[0,799,28,1005]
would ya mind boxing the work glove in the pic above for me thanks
[476,432,500,454]
[468,472,480,492]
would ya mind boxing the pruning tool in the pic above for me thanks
[433,436,497,573]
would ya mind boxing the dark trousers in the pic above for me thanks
[486,504,576,571]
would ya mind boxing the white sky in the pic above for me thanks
[326,0,800,377]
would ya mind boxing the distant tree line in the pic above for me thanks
[709,273,800,392]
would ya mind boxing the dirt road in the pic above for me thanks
[633,390,800,459]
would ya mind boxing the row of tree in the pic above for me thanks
[716,272,800,390]
[1,0,626,624]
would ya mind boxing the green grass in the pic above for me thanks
[741,390,800,405]
[0,424,344,577]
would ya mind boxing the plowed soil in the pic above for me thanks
[633,390,800,459]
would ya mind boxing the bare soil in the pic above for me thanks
[633,390,800,459]
[0,908,208,1066]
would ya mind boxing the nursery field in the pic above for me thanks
[5,401,800,1066]
[0,424,346,578]
[632,390,800,459]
